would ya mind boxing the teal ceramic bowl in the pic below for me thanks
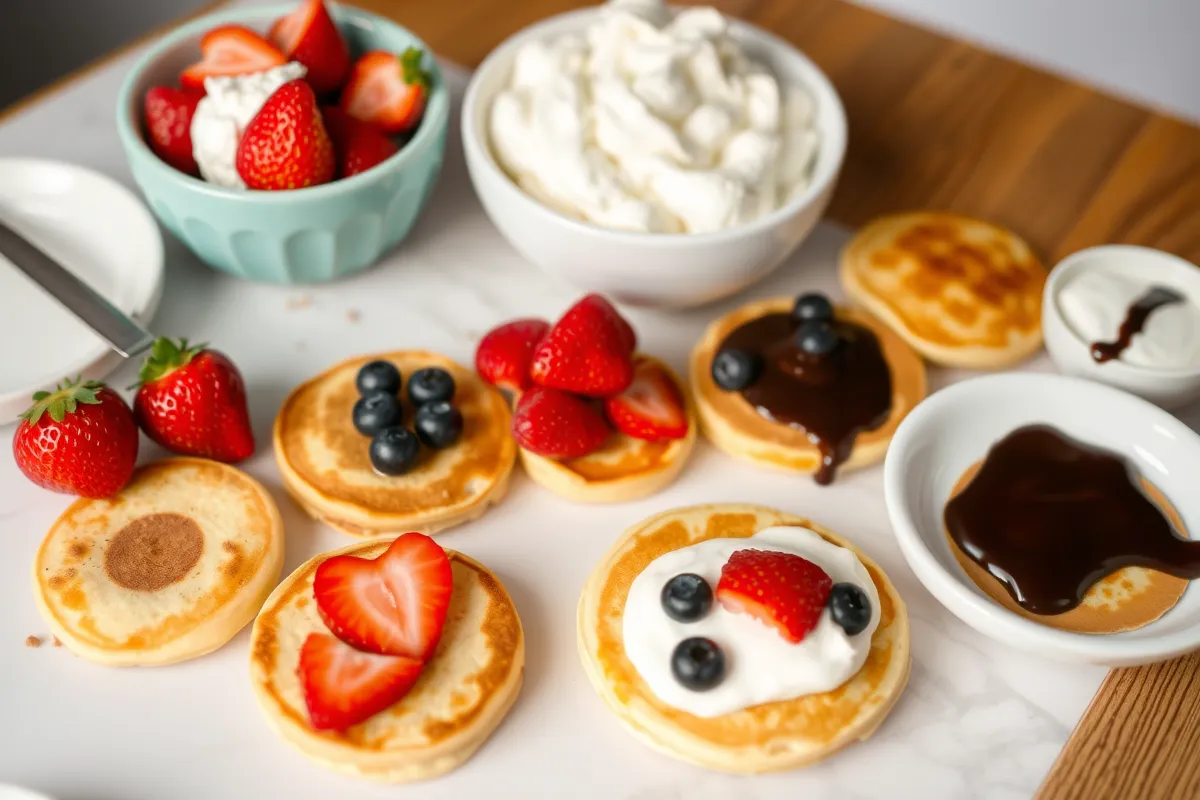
[115,3,448,284]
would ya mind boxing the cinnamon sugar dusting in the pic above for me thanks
[104,513,203,592]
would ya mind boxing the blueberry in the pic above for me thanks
[661,573,713,622]
[352,392,402,436]
[791,292,834,324]
[828,583,872,636]
[356,360,401,396]
[670,637,725,691]
[414,400,464,449]
[408,367,456,406]
[711,349,761,392]
[795,320,840,356]
[368,426,420,476]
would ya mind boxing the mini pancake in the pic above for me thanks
[518,356,697,503]
[839,211,1047,368]
[249,539,524,783]
[275,351,516,537]
[946,463,1190,634]
[689,298,926,478]
[578,504,910,774]
[33,458,284,667]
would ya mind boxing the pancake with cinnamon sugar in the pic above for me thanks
[275,351,516,537]
[578,504,909,773]
[840,212,1047,368]
[34,458,284,667]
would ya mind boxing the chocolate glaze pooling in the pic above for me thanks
[1090,285,1184,363]
[716,313,892,485]
[944,425,1200,615]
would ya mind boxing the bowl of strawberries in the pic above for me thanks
[115,0,448,284]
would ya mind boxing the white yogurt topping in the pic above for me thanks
[190,62,307,189]
[1056,267,1200,370]
[622,525,880,718]
[488,0,820,234]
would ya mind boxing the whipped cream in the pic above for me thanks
[190,62,307,189]
[488,0,820,234]
[623,525,879,718]
[1056,267,1200,370]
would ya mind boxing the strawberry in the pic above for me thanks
[13,378,138,498]
[236,79,335,190]
[529,294,635,397]
[716,549,833,644]
[143,86,203,175]
[475,318,551,393]
[322,106,399,177]
[133,337,254,463]
[512,387,610,459]
[604,360,688,441]
[269,0,351,94]
[298,633,424,731]
[339,48,431,135]
[180,25,286,92]
[314,532,453,660]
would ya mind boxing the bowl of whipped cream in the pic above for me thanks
[461,0,847,308]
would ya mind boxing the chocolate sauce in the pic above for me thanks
[717,313,892,484]
[1090,286,1184,363]
[944,425,1200,615]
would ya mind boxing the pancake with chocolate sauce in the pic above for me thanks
[33,458,284,667]
[578,504,909,773]
[250,539,524,783]
[518,356,697,503]
[840,212,1046,368]
[689,298,926,481]
[275,351,516,537]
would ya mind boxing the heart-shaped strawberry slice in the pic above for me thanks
[529,294,635,397]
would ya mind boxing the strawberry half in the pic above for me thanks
[298,633,424,731]
[604,360,688,441]
[529,295,635,397]
[339,48,431,135]
[269,0,350,94]
[475,318,551,393]
[143,86,203,175]
[512,387,611,459]
[181,25,286,92]
[236,79,335,190]
[716,549,833,644]
[322,106,399,178]
[313,532,453,660]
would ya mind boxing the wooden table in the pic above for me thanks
[3,1,1199,797]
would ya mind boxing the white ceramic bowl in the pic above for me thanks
[1043,244,1200,409]
[884,372,1200,667]
[461,7,847,309]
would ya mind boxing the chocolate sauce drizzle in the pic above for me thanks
[717,313,892,485]
[944,425,1200,615]
[1090,286,1184,363]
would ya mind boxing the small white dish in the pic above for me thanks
[1043,244,1200,409]
[0,158,164,422]
[461,7,848,309]
[884,372,1200,667]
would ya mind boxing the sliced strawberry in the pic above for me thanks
[236,79,335,190]
[322,105,399,177]
[143,86,203,175]
[269,0,350,94]
[604,360,688,441]
[181,25,286,92]
[475,318,551,393]
[313,532,453,660]
[512,387,611,459]
[716,549,833,644]
[298,633,424,731]
[339,48,431,135]
[529,295,635,397]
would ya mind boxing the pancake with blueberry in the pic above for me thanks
[688,295,926,484]
[274,351,516,537]
[577,503,910,773]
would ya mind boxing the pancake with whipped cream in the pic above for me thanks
[578,504,909,773]
[34,458,284,667]
[840,212,1046,368]
[275,351,516,537]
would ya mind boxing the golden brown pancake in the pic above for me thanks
[275,351,516,536]
[840,212,1047,368]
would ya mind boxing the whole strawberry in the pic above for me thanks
[236,79,335,190]
[134,338,255,463]
[13,377,139,498]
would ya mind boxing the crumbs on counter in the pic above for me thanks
[52,637,62,647]
[286,294,313,310]
[347,309,362,323]
[25,635,41,648]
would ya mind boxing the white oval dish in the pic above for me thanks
[0,158,163,422]
[884,372,1200,667]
